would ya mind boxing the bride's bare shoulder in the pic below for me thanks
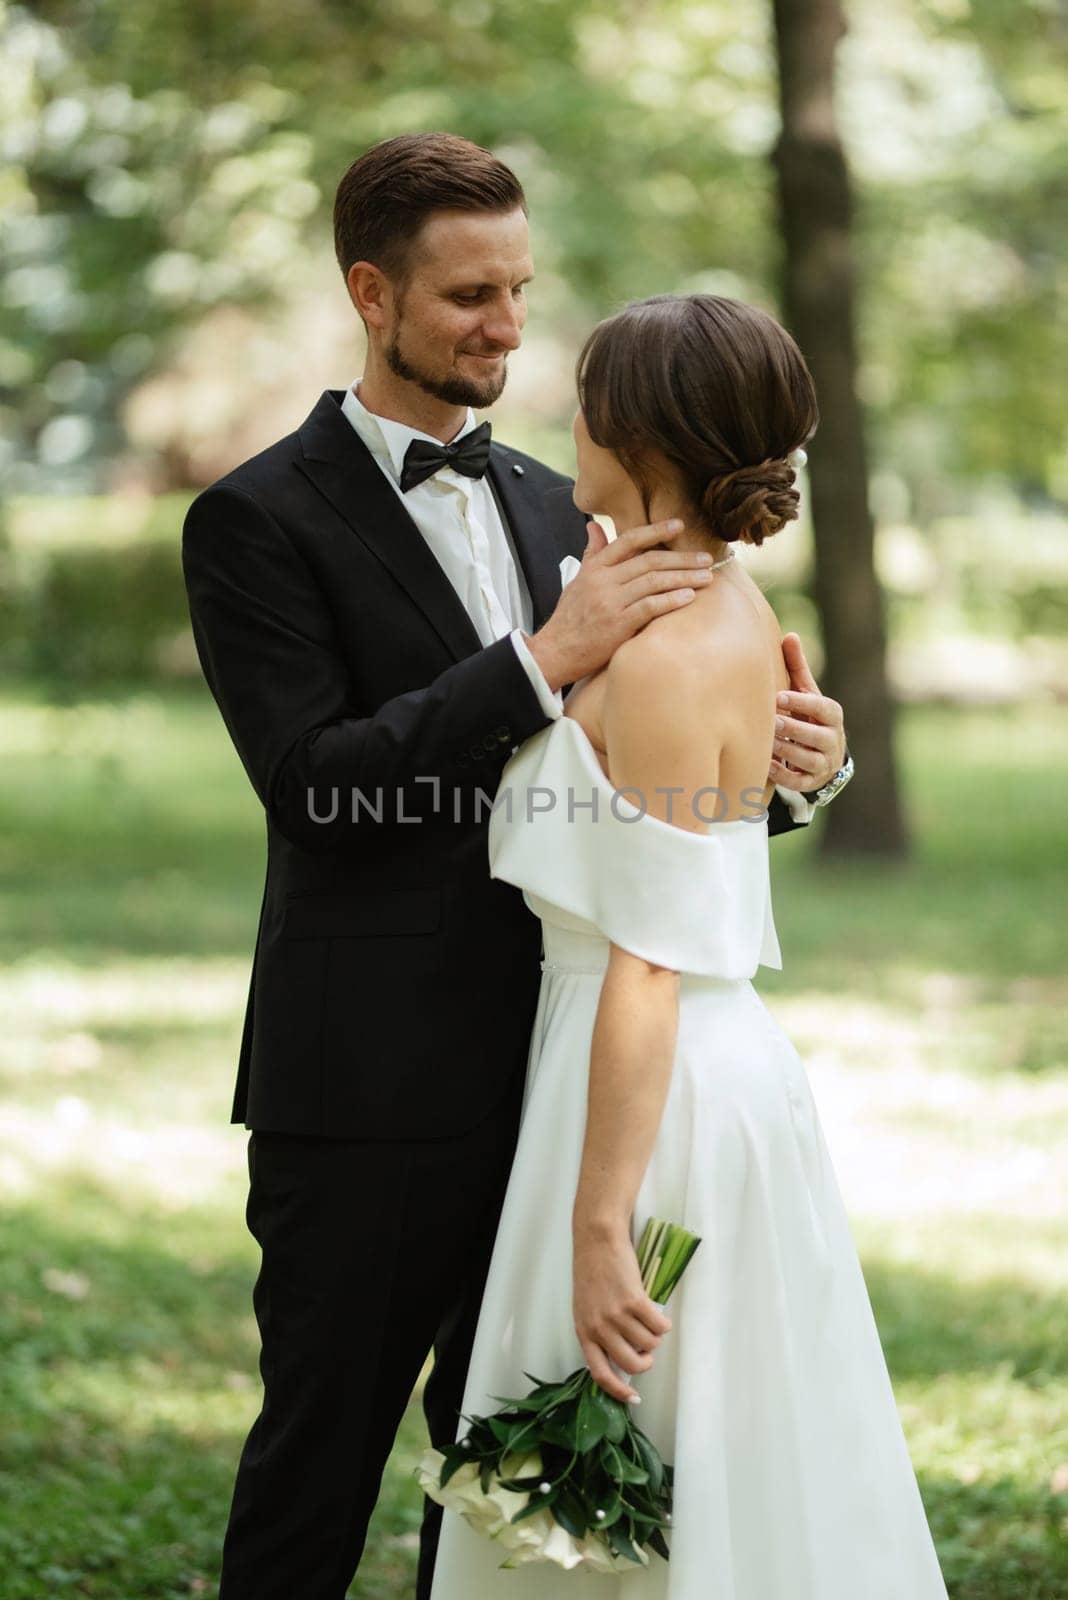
[608,567,779,704]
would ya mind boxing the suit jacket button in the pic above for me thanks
[494,725,509,740]
[470,743,484,760]
[456,751,471,768]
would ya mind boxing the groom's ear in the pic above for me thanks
[346,261,390,329]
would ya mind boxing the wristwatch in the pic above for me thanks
[812,751,854,808]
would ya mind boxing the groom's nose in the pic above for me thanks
[480,300,524,352]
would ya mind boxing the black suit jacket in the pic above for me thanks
[182,389,805,1140]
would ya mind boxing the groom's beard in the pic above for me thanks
[385,322,509,410]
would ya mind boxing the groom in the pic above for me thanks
[182,132,849,1600]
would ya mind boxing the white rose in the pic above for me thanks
[539,1517,589,1570]
[497,1508,586,1570]
[577,1532,624,1574]
[415,1450,495,1528]
[470,1452,540,1537]
[416,1446,540,1540]
[414,1446,455,1505]
[578,1529,651,1572]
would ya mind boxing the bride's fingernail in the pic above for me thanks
[628,1394,642,1405]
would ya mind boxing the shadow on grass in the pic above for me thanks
[0,1177,426,1600]
[2,1178,1067,1596]
[864,1256,1068,1385]
[921,1470,1068,1600]
[0,1181,255,1375]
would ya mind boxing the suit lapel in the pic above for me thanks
[296,390,483,663]
[295,391,565,657]
[486,446,563,632]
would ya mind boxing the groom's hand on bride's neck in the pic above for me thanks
[525,518,715,692]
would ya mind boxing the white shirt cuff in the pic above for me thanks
[510,628,563,724]
[775,783,817,826]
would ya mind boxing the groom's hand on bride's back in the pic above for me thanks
[524,518,715,692]
[767,632,848,793]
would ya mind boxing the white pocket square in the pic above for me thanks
[558,555,582,589]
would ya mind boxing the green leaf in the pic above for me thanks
[503,1417,541,1458]
[510,1492,557,1523]
[552,1484,589,1539]
[540,1413,579,1450]
[487,1416,515,1446]
[632,1429,665,1495]
[623,1504,660,1533]
[439,1447,473,1488]
[488,1392,550,1414]
[606,1520,644,1564]
[520,1368,588,1405]
[648,1527,671,1561]
[587,1484,623,1528]
[461,1414,499,1454]
[496,1473,545,1493]
[589,1383,628,1443]
[575,1382,612,1452]
[604,1442,649,1485]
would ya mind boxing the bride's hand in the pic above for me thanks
[572,1223,672,1403]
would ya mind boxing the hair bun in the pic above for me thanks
[701,458,800,547]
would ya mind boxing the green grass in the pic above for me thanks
[1,686,1066,1598]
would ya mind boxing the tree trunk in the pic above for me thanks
[771,0,908,856]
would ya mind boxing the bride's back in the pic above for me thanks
[565,560,788,825]
[660,557,789,822]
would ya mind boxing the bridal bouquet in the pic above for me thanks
[416,1217,700,1573]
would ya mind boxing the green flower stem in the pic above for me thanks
[636,1218,700,1304]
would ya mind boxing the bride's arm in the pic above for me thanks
[572,947,678,1403]
[571,636,724,1403]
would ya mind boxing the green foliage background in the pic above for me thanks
[3,0,1066,506]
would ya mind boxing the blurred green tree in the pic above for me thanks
[773,0,907,855]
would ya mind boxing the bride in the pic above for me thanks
[428,294,948,1598]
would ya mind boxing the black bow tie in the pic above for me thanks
[399,421,492,493]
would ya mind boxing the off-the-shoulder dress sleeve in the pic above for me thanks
[487,716,782,981]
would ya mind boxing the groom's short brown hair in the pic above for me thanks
[333,132,527,285]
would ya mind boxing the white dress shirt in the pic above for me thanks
[340,383,562,722]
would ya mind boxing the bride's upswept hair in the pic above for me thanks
[575,294,819,547]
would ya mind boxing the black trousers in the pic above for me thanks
[219,1076,525,1600]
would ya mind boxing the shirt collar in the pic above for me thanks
[340,381,479,486]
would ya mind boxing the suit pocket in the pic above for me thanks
[282,888,441,940]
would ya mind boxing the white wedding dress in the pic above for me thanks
[429,714,948,1599]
